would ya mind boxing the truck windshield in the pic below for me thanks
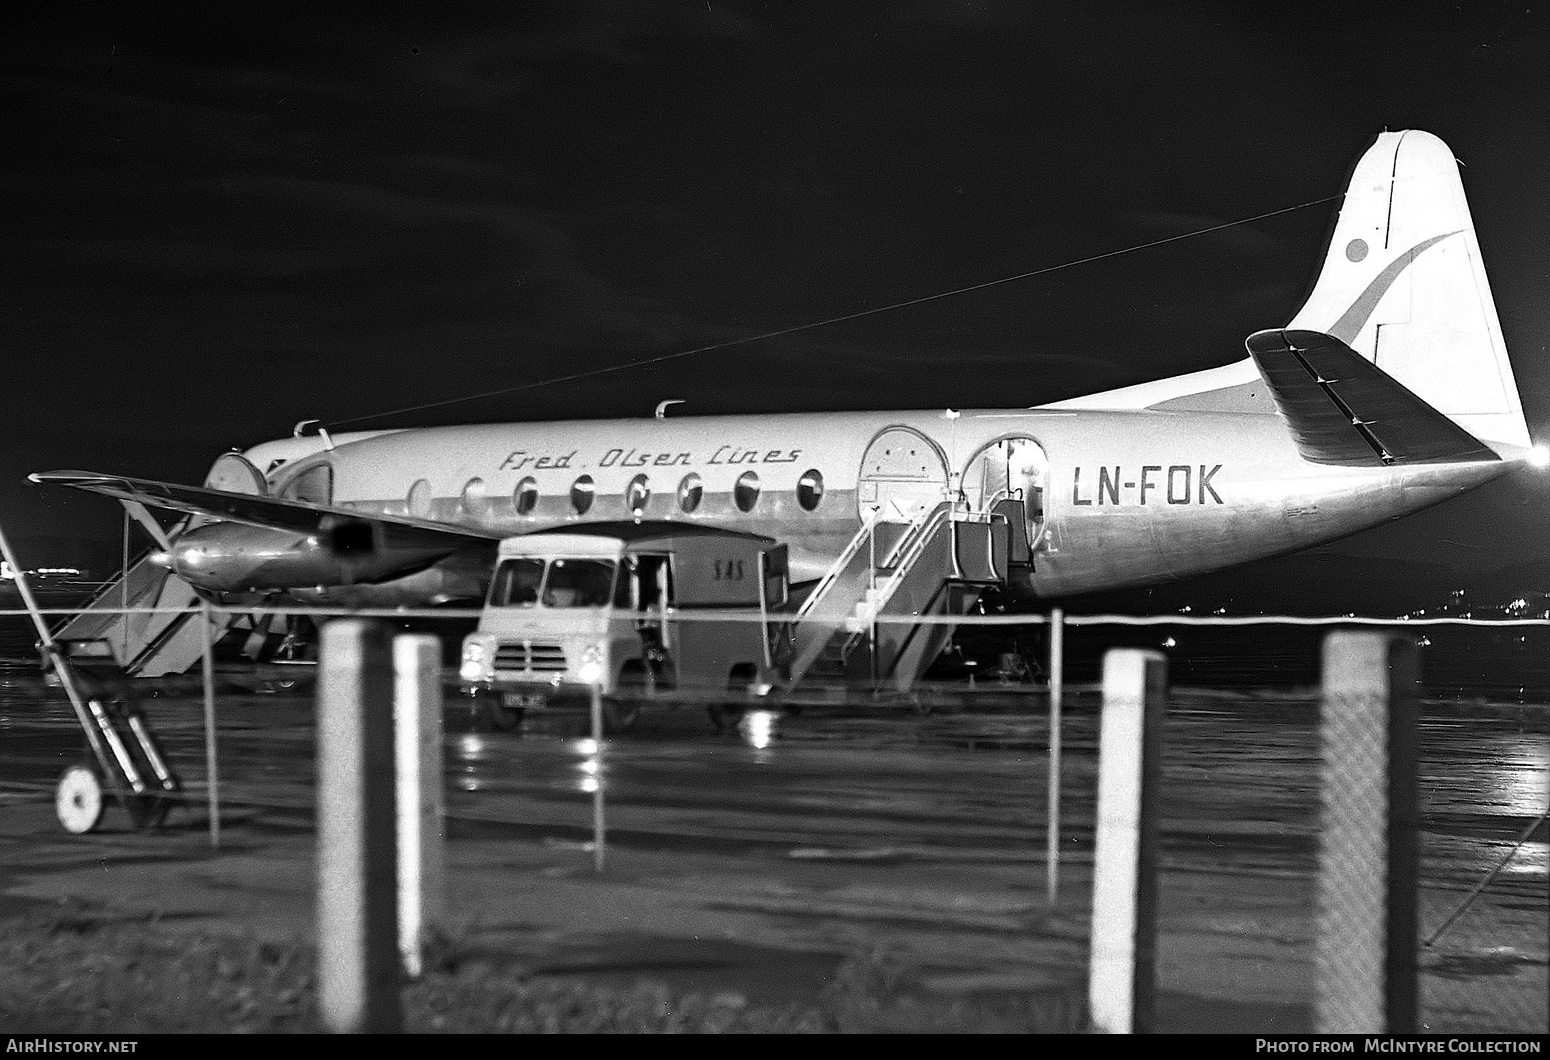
[490,557,617,608]
[542,558,616,608]
[490,558,544,607]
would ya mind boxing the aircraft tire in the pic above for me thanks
[56,764,105,835]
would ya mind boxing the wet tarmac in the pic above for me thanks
[0,673,1545,1033]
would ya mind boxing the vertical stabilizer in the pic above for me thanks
[1287,131,1529,448]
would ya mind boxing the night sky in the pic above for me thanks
[5,2,1548,608]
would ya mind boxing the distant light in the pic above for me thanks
[1162,636,1177,649]
[458,734,485,760]
[576,738,598,756]
[1528,445,1550,469]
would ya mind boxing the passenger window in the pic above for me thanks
[797,469,824,511]
[407,478,432,517]
[513,476,538,515]
[734,471,760,512]
[570,475,595,515]
[625,474,650,515]
[461,477,486,512]
[677,473,703,513]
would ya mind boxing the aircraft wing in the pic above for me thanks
[1245,329,1501,467]
[28,471,504,552]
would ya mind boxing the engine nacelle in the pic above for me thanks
[165,521,458,592]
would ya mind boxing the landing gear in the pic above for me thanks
[55,764,104,835]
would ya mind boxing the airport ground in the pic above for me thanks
[0,668,1545,1034]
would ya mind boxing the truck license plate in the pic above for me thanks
[503,691,547,710]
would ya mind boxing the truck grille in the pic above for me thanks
[493,642,567,673]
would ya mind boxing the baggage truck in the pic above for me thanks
[458,521,790,731]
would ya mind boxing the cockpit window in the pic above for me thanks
[542,558,616,608]
[281,463,333,506]
[490,558,544,607]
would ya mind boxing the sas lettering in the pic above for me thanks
[498,449,577,471]
[712,559,746,581]
[1072,464,1223,506]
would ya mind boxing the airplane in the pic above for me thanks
[30,129,1541,679]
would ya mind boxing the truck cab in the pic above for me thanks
[459,521,790,730]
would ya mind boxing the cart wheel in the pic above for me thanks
[127,793,173,831]
[56,765,105,835]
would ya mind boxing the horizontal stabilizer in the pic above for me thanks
[1246,329,1501,467]
[28,471,503,552]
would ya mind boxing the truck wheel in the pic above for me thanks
[711,665,756,735]
[56,764,105,835]
[488,702,524,731]
[602,698,641,734]
[605,662,651,734]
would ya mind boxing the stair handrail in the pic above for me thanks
[50,545,160,630]
[849,501,955,632]
[794,507,882,621]
[967,486,1022,519]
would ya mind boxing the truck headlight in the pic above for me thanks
[576,642,604,685]
[459,639,490,682]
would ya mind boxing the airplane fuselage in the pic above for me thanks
[180,406,1506,604]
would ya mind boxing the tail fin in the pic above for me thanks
[1288,130,1529,448]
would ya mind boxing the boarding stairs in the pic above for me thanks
[49,546,220,677]
[783,499,1013,695]
[48,505,295,678]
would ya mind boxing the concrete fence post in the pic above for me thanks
[1088,648,1166,1034]
[1315,632,1420,1034]
[317,619,401,1033]
[589,682,607,872]
[394,634,445,980]
[1047,607,1064,906]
